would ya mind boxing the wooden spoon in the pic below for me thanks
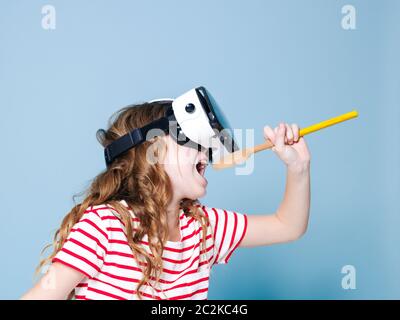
[212,110,359,170]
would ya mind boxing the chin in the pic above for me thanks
[197,188,207,199]
[186,187,207,201]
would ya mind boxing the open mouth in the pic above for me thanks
[195,160,208,177]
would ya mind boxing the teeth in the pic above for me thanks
[196,160,208,175]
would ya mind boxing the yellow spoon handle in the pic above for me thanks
[299,110,358,136]
[250,110,358,154]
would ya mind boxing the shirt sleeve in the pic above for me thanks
[202,206,248,265]
[52,209,109,278]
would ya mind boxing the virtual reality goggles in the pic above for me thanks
[102,86,239,167]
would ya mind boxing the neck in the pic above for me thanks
[166,197,182,227]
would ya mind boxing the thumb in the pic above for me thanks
[263,125,275,144]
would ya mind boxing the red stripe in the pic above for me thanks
[181,217,195,230]
[211,208,219,243]
[87,287,127,300]
[70,260,210,290]
[76,283,88,288]
[224,211,238,264]
[65,238,104,262]
[181,226,203,241]
[160,255,191,264]
[103,261,142,273]
[71,226,211,259]
[213,210,228,264]
[161,243,214,270]
[85,206,110,212]
[107,227,126,233]
[83,208,101,219]
[52,257,91,278]
[225,213,248,263]
[139,234,210,253]
[211,208,222,263]
[79,218,109,241]
[107,232,213,254]
[101,215,122,221]
[163,254,201,275]
[60,247,101,273]
[75,295,87,299]
[201,206,209,218]
[103,243,212,277]
[140,240,193,252]
[139,292,163,300]
[98,214,139,223]
[92,277,161,300]
[101,260,211,287]
[94,275,208,298]
[152,276,209,294]
[228,212,238,252]
[107,244,214,265]
[163,257,207,281]
[100,270,140,283]
[101,216,124,226]
[109,239,129,245]
[169,287,209,300]
[106,227,211,255]
[102,243,213,276]
[154,262,210,284]
[70,228,108,253]
[139,233,213,254]
[88,205,130,214]
[107,250,134,258]
[92,277,135,295]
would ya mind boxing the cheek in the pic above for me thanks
[163,163,193,185]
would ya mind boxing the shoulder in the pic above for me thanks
[79,200,132,230]
[198,205,234,220]
[198,205,247,226]
[88,199,132,217]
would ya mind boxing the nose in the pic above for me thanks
[198,148,212,163]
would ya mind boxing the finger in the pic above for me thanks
[285,123,294,144]
[291,123,299,142]
[263,126,276,144]
[293,137,311,161]
[275,123,286,150]
[273,127,281,143]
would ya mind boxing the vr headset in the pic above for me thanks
[101,86,239,167]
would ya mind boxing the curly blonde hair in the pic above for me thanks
[37,101,210,299]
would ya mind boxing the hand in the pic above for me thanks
[264,122,311,170]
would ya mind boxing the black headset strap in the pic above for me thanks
[104,106,175,166]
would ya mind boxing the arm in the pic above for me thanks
[240,122,311,247]
[21,262,86,300]
[22,209,109,299]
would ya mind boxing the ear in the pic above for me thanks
[154,135,170,163]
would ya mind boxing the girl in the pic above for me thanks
[21,98,311,300]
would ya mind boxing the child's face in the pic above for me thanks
[160,135,209,202]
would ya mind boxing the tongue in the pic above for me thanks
[197,163,203,175]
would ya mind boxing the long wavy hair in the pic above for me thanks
[37,101,210,300]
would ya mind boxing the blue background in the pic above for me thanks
[0,0,399,299]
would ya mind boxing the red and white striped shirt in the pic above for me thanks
[52,200,248,300]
